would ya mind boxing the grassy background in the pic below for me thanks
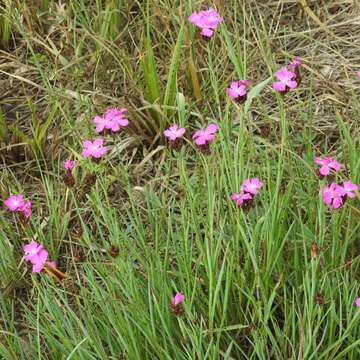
[1,0,360,359]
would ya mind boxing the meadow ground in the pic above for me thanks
[1,1,360,359]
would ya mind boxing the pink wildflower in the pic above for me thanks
[241,177,264,195]
[164,124,186,141]
[289,57,301,68]
[64,160,77,170]
[314,157,341,176]
[342,181,358,198]
[192,123,218,146]
[82,139,108,159]
[272,67,298,93]
[104,108,129,132]
[322,183,346,209]
[188,8,223,38]
[4,194,24,211]
[20,200,32,218]
[231,191,252,206]
[171,292,185,307]
[226,80,251,103]
[355,297,360,307]
[23,241,49,273]
[356,70,360,78]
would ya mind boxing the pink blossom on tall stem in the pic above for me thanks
[272,67,298,93]
[23,241,49,273]
[192,123,218,146]
[241,177,264,195]
[164,124,186,141]
[171,292,185,307]
[64,160,77,170]
[226,80,251,103]
[231,191,252,206]
[341,181,358,198]
[4,194,24,212]
[322,183,346,209]
[82,139,108,159]
[104,108,129,131]
[314,157,341,176]
[231,178,263,208]
[4,194,32,219]
[355,297,360,307]
[188,8,223,38]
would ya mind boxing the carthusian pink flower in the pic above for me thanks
[188,8,223,38]
[93,108,129,133]
[164,124,186,141]
[171,292,185,316]
[231,178,263,208]
[192,123,218,146]
[104,108,129,131]
[171,292,185,307]
[341,181,358,198]
[356,70,360,78]
[226,80,251,103]
[355,297,360,307]
[20,200,32,219]
[23,241,49,273]
[272,67,298,93]
[4,194,24,212]
[4,194,32,219]
[231,191,252,206]
[64,160,77,170]
[82,139,109,159]
[241,177,264,195]
[322,182,346,209]
[314,157,341,176]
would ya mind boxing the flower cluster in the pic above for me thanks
[23,241,49,273]
[314,156,358,209]
[93,108,129,134]
[188,8,223,38]
[314,156,341,177]
[322,181,358,209]
[63,160,77,187]
[272,57,301,94]
[4,194,32,219]
[231,177,263,207]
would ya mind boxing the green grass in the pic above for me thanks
[1,1,360,359]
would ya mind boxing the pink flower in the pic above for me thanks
[342,181,358,198]
[289,57,301,68]
[231,191,252,206]
[192,123,218,146]
[188,8,223,38]
[82,139,109,158]
[23,241,49,273]
[355,297,360,307]
[241,178,264,195]
[164,124,186,141]
[356,70,360,78]
[226,80,251,103]
[322,183,346,209]
[171,292,185,306]
[314,157,341,176]
[104,108,129,132]
[4,194,24,211]
[93,108,129,133]
[64,160,77,170]
[272,67,298,93]
[20,200,32,218]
